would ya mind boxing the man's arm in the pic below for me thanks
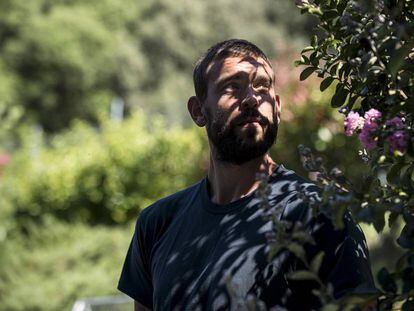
[283,209,377,309]
[118,211,155,309]
[135,300,151,311]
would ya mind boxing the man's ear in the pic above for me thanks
[187,96,206,127]
[275,94,282,125]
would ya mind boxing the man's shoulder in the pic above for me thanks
[137,179,203,228]
[269,165,320,223]
[270,164,320,197]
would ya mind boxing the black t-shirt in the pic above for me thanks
[118,165,376,310]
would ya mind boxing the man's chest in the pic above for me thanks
[148,208,288,309]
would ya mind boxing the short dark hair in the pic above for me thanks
[193,39,272,101]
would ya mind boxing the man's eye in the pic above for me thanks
[223,83,240,92]
[255,82,271,91]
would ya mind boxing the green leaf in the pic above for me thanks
[300,67,317,81]
[388,42,414,77]
[294,55,308,67]
[338,62,352,80]
[309,7,323,16]
[320,77,335,92]
[330,62,342,76]
[387,162,404,186]
[289,270,319,281]
[337,0,348,13]
[294,60,302,67]
[310,251,324,273]
[310,51,319,66]
[400,164,413,188]
[397,225,414,249]
[347,94,359,109]
[368,65,384,74]
[373,212,386,233]
[292,231,315,244]
[268,244,283,261]
[330,84,349,108]
[368,56,378,66]
[311,35,318,47]
[286,242,307,262]
[322,9,339,20]
[302,46,315,53]
[377,267,397,293]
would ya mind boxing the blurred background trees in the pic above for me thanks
[0,0,387,310]
[0,0,315,140]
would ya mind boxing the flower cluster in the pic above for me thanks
[344,111,364,136]
[358,109,382,151]
[344,109,410,153]
[385,117,409,153]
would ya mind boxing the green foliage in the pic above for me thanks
[0,1,358,309]
[0,0,144,134]
[296,0,414,116]
[0,218,133,311]
[0,112,206,232]
[271,76,367,182]
[0,59,22,149]
[0,0,314,137]
[131,0,316,125]
[290,0,414,309]
[4,6,116,131]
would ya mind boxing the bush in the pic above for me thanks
[0,217,133,311]
[281,0,414,309]
[0,112,207,232]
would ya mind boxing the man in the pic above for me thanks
[118,39,376,310]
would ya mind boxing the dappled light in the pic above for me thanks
[1,0,411,309]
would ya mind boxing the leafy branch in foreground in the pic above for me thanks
[227,0,414,309]
[292,0,414,309]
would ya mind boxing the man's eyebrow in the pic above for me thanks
[255,73,273,85]
[215,73,243,89]
[261,65,275,84]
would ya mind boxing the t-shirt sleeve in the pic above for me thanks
[284,205,378,309]
[313,211,377,297]
[118,213,154,309]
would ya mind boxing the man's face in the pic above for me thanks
[202,55,280,165]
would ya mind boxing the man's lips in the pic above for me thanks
[237,118,263,126]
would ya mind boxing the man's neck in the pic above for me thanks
[207,152,277,205]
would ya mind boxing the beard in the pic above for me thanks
[206,108,278,165]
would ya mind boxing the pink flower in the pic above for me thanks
[364,109,382,123]
[387,130,409,153]
[344,111,364,136]
[358,122,379,150]
[357,109,382,150]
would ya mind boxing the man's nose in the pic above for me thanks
[241,87,259,109]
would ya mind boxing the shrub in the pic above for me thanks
[0,112,207,232]
[275,0,414,309]
[0,218,133,311]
